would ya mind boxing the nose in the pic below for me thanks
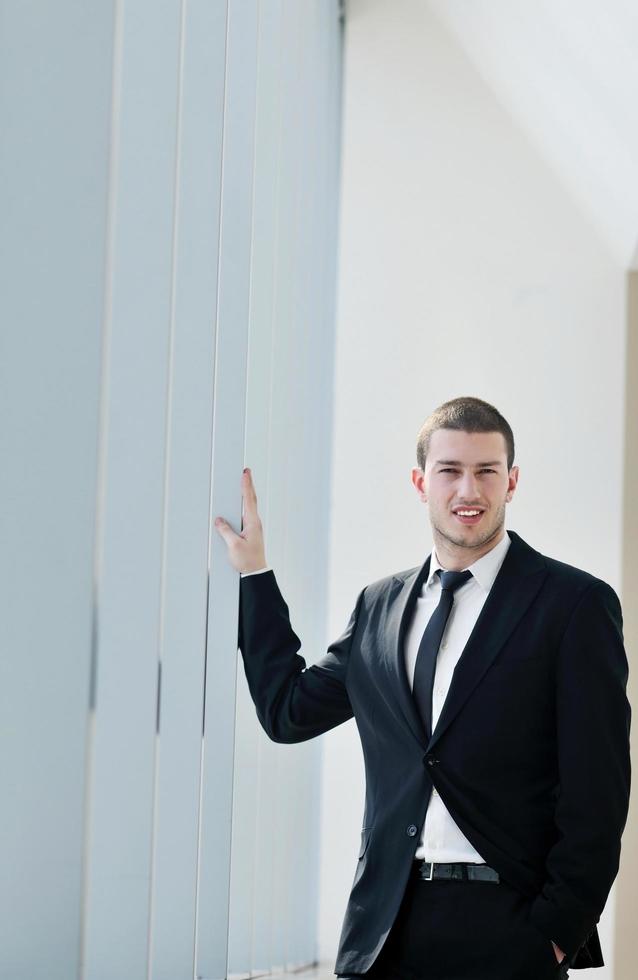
[458,470,480,500]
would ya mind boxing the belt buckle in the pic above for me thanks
[424,861,435,881]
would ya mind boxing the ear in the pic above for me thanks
[411,466,427,502]
[506,465,519,502]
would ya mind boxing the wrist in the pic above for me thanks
[246,558,267,573]
[241,562,269,576]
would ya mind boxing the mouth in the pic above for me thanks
[452,508,485,526]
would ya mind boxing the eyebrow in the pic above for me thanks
[434,460,503,467]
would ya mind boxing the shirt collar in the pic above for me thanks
[426,530,511,594]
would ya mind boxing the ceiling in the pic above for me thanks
[428,0,638,268]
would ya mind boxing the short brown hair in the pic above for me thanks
[416,396,515,471]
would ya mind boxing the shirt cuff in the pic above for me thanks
[240,566,271,577]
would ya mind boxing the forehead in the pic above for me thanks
[428,428,508,464]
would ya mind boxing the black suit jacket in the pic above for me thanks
[238,529,631,975]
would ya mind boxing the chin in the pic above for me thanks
[446,524,494,547]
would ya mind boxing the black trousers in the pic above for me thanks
[338,866,571,980]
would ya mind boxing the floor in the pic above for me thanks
[229,967,335,980]
[269,966,334,980]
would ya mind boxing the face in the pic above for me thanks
[411,429,519,559]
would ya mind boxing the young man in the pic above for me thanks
[214,396,631,980]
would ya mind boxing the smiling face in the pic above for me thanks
[411,428,519,568]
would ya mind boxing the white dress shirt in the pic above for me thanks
[406,532,511,861]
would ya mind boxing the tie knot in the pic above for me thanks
[437,569,472,593]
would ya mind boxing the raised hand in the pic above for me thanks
[214,468,268,573]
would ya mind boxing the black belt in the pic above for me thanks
[414,860,500,883]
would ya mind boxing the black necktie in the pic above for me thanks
[413,568,473,739]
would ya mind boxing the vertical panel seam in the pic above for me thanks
[230,7,263,971]
[78,0,124,976]
[193,1,230,974]
[145,0,187,975]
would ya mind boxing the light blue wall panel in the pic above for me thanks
[227,1,283,973]
[278,2,311,963]
[285,5,326,964]
[195,3,259,978]
[82,3,182,977]
[226,2,344,975]
[0,1,343,977]
[268,2,314,967]
[148,4,228,979]
[238,2,285,973]
[301,3,345,964]
[0,4,114,979]
[227,2,344,975]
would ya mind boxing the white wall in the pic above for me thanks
[429,0,638,269]
[319,1,626,974]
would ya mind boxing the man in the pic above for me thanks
[214,396,631,979]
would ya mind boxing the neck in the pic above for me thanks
[433,525,505,571]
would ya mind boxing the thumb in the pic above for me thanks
[214,516,239,546]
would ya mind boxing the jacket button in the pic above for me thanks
[406,824,418,837]
[425,756,439,767]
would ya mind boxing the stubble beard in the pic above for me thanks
[431,500,508,553]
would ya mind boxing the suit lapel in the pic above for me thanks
[385,557,431,747]
[427,530,547,751]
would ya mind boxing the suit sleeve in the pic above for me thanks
[529,580,631,959]
[237,569,365,743]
